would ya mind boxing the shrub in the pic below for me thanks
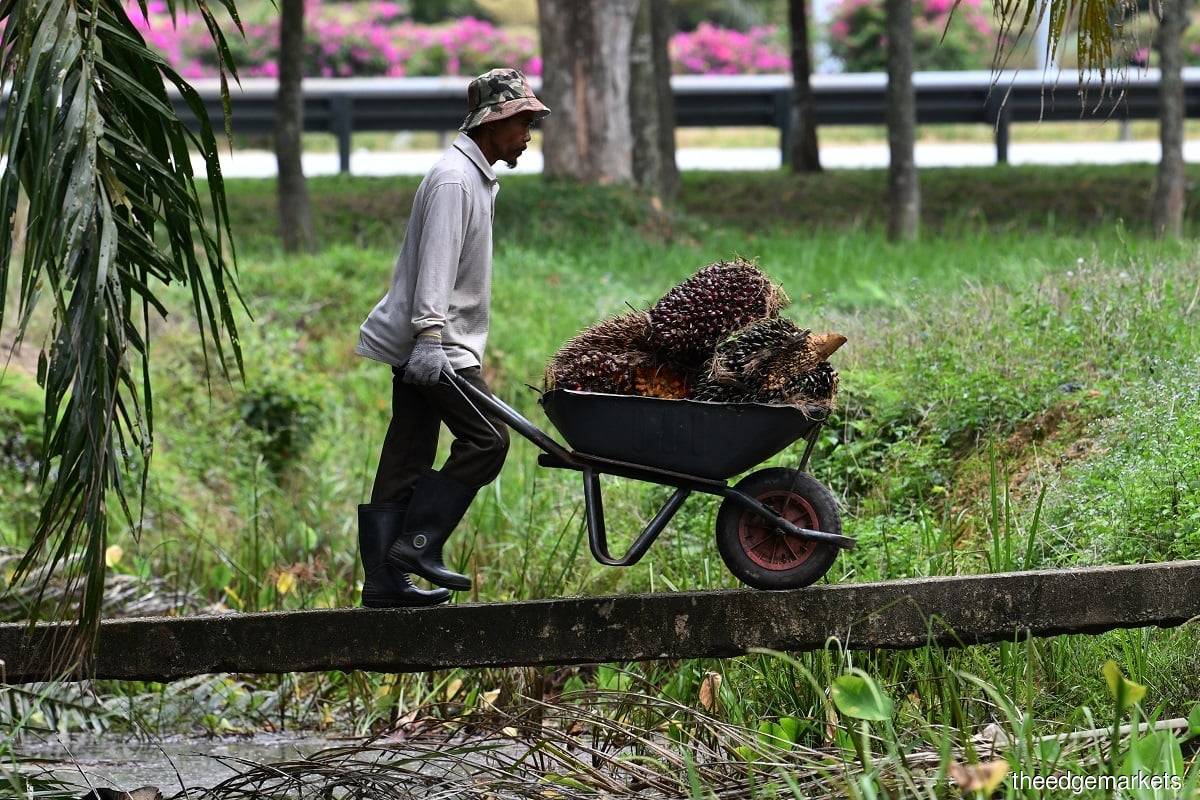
[125,0,540,79]
[668,22,790,74]
[124,2,794,79]
[239,382,323,475]
[827,0,998,72]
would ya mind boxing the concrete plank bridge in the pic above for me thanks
[2,561,1198,684]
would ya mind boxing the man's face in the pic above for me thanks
[489,111,536,169]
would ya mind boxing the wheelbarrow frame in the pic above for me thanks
[444,370,856,569]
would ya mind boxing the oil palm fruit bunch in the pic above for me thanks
[544,312,654,393]
[693,318,846,408]
[648,259,790,365]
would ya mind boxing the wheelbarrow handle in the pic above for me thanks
[440,366,576,464]
[440,366,504,442]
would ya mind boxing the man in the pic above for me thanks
[354,68,550,608]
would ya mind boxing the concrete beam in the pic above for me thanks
[2,561,1198,684]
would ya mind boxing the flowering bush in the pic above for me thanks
[124,1,210,78]
[122,0,1002,79]
[828,0,998,72]
[668,22,790,74]
[124,3,792,79]
[125,0,539,78]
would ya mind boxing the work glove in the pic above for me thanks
[403,333,452,386]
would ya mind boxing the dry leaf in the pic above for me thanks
[275,571,296,595]
[948,759,1010,794]
[443,677,463,701]
[128,789,164,800]
[824,699,839,743]
[699,671,721,711]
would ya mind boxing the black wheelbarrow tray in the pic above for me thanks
[446,370,856,590]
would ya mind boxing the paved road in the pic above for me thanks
[199,140,1200,178]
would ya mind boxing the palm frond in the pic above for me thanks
[0,0,244,676]
[986,0,1141,78]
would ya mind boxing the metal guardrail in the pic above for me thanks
[3,560,1199,682]
[5,70,1200,172]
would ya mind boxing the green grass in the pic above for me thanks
[3,166,1200,794]
[218,164,1200,252]
[1039,357,1200,565]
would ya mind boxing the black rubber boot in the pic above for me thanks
[386,469,475,591]
[358,502,452,608]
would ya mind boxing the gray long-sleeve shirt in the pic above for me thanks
[355,133,498,371]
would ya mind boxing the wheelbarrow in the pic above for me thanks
[443,369,855,590]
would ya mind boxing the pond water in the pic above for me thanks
[13,732,365,794]
[12,728,668,797]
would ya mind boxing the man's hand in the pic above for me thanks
[403,334,452,386]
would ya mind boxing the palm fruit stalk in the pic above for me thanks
[756,361,840,409]
[772,362,840,410]
[544,311,653,394]
[648,259,790,367]
[693,317,845,408]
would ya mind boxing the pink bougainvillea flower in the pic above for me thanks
[669,22,789,74]
[113,3,792,79]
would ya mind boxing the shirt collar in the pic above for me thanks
[453,133,498,184]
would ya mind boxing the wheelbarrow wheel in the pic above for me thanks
[715,468,841,590]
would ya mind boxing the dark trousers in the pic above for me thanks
[370,364,511,504]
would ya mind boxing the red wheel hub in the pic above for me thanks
[738,491,819,571]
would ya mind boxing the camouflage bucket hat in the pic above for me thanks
[459,68,551,132]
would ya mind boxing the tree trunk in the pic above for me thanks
[650,0,680,200]
[885,0,919,241]
[630,0,680,201]
[1152,0,1190,239]
[788,0,821,172]
[276,0,315,253]
[537,0,641,184]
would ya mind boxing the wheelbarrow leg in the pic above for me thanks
[583,468,691,567]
